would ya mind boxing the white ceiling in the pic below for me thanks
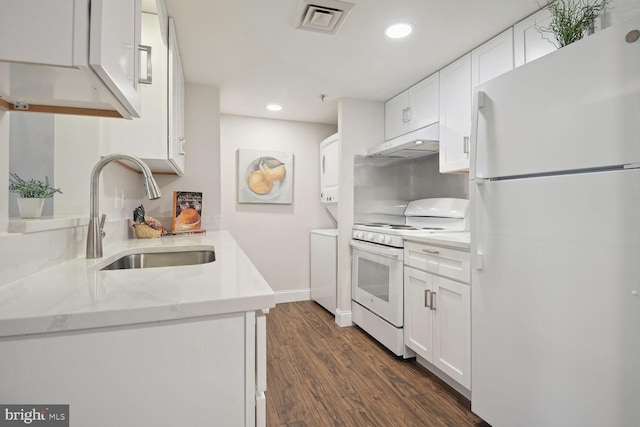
[163,0,542,125]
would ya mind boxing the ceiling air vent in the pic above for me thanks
[293,0,354,35]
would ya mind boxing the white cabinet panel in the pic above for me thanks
[439,53,472,173]
[404,266,434,360]
[0,0,76,66]
[0,314,250,426]
[168,17,186,174]
[514,8,557,67]
[472,28,514,88]
[407,73,440,132]
[311,231,337,314]
[384,91,409,140]
[404,241,470,284]
[0,0,142,118]
[384,73,439,141]
[432,276,471,389]
[90,0,142,116]
[404,242,471,391]
[101,13,185,175]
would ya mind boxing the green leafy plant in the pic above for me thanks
[538,0,610,47]
[9,173,62,198]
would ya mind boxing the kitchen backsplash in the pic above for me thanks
[354,154,468,223]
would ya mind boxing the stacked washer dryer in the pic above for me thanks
[311,133,339,314]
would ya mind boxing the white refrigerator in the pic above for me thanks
[470,15,640,427]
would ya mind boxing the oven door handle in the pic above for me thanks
[350,240,404,260]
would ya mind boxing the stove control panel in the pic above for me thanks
[352,230,404,248]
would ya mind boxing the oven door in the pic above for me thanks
[351,240,404,327]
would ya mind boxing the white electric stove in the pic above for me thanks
[350,198,469,357]
[352,198,469,248]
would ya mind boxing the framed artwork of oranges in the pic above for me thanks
[237,149,293,204]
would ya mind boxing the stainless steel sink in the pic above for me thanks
[101,250,215,270]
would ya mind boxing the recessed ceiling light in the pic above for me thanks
[385,23,413,39]
[266,104,283,111]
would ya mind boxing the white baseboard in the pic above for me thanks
[334,307,352,327]
[274,289,311,304]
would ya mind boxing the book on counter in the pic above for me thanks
[172,191,204,233]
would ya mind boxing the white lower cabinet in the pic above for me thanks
[404,241,471,391]
[0,310,267,427]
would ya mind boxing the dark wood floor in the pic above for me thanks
[266,301,489,427]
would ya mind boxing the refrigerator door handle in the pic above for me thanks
[470,90,486,180]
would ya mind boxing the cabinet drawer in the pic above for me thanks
[404,241,470,284]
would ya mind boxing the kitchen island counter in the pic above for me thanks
[0,230,275,337]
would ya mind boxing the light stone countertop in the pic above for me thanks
[403,231,470,250]
[0,231,275,338]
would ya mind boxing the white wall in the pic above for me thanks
[143,83,221,228]
[0,110,9,233]
[336,99,385,323]
[220,115,336,297]
[55,115,143,221]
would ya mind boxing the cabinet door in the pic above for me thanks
[168,17,186,175]
[384,91,409,140]
[310,233,337,315]
[432,276,471,389]
[404,266,433,361]
[100,13,169,163]
[514,8,557,67]
[0,0,76,66]
[407,72,439,132]
[89,0,142,117]
[472,28,514,88]
[439,54,472,173]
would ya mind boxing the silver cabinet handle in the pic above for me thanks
[430,291,436,310]
[406,106,412,122]
[425,290,431,308]
[422,248,440,254]
[463,136,470,155]
[178,137,186,155]
[138,45,152,84]
[402,108,407,123]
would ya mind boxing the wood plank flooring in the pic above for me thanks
[266,301,489,427]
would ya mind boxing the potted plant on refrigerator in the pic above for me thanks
[538,0,610,48]
[9,173,62,219]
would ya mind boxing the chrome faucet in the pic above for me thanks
[86,153,161,259]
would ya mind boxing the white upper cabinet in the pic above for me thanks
[168,18,186,175]
[472,28,514,88]
[439,53,472,173]
[514,8,557,67]
[101,12,186,175]
[0,0,143,118]
[385,73,439,141]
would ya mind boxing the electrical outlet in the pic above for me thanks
[114,188,126,209]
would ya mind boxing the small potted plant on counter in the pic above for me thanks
[538,0,610,48]
[9,173,62,219]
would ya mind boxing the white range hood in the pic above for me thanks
[367,123,439,158]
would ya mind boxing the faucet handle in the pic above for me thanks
[100,214,107,238]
